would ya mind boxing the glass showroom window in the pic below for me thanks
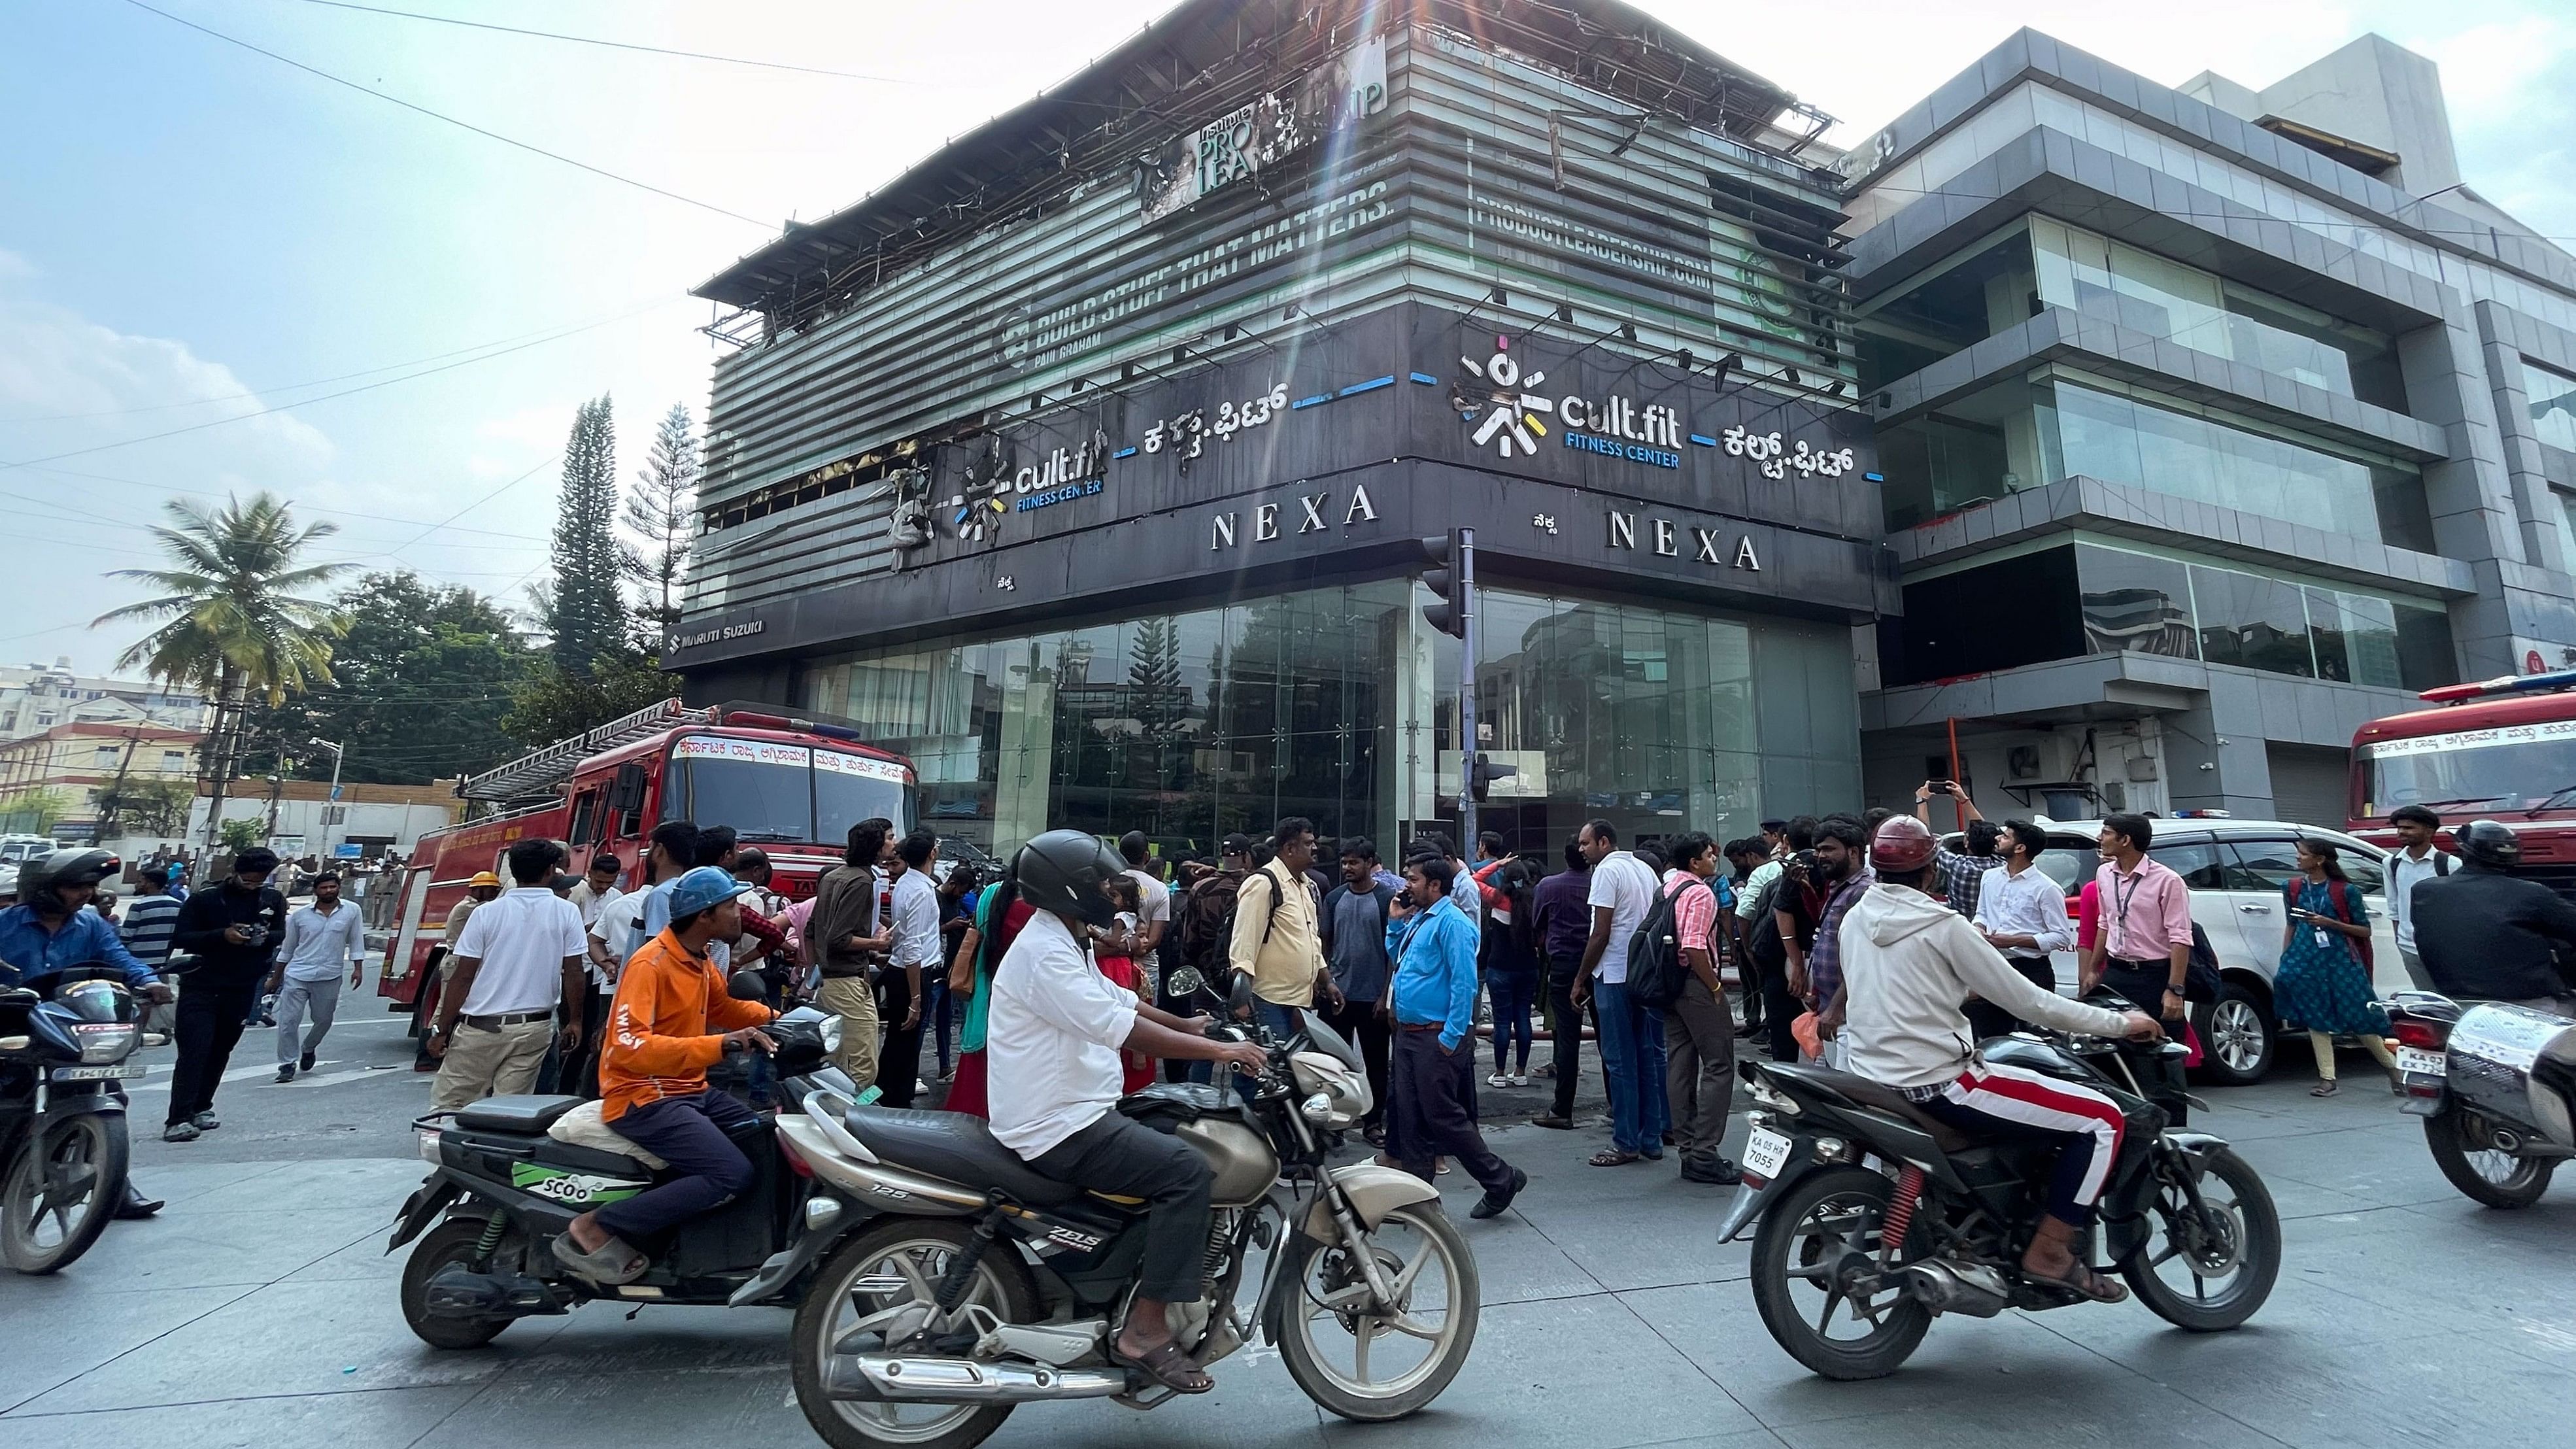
[2527,359,2576,453]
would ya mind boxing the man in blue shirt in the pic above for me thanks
[1383,850,1523,1220]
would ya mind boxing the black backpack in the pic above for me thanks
[1743,873,1789,972]
[1625,878,1704,1012]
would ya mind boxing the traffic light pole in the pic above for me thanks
[1455,527,1478,853]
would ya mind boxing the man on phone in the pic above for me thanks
[165,847,289,1142]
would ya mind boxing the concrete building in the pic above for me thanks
[667,0,1890,859]
[0,722,203,842]
[0,658,209,742]
[1842,31,2576,827]
[185,779,461,862]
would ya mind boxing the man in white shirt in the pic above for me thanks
[875,830,943,1107]
[1969,820,2076,1040]
[986,831,1266,1395]
[566,852,626,1090]
[1568,819,1667,1165]
[2385,805,2451,989]
[428,838,589,1112]
[263,872,367,1082]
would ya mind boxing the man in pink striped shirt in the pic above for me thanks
[2080,813,2194,1025]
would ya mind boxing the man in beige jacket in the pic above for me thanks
[1227,817,1342,1040]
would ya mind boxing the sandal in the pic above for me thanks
[2023,1259,2129,1304]
[1111,1339,1213,1395]
[2310,1081,2339,1097]
[551,1231,649,1286]
[1587,1149,1640,1167]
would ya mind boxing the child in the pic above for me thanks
[1094,876,1157,1093]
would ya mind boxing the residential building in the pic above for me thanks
[1843,32,2576,825]
[0,723,203,842]
[0,658,209,742]
[188,779,462,862]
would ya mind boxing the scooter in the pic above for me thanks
[1,964,148,1273]
[2381,990,2576,1208]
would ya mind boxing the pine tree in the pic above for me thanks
[623,403,700,630]
[547,395,626,675]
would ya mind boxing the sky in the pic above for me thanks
[3,0,2570,679]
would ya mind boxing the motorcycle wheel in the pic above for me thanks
[400,1218,520,1350]
[2424,1108,2555,1209]
[2120,1146,2279,1331]
[1276,1202,1479,1421]
[1747,1166,1929,1380]
[790,1218,1038,1449]
[2,1111,129,1274]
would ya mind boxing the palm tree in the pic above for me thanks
[93,494,352,861]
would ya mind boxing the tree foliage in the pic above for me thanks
[0,788,71,834]
[502,653,673,747]
[217,816,265,852]
[547,395,627,676]
[235,571,538,785]
[93,494,352,707]
[95,776,192,837]
[624,402,699,632]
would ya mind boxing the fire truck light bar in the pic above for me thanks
[2418,667,2576,704]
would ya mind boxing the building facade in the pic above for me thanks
[670,0,1892,858]
[0,722,203,842]
[1844,32,2576,826]
[0,658,209,743]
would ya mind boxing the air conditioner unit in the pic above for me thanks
[2006,745,2042,781]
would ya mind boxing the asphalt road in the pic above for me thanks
[5,1014,2570,1449]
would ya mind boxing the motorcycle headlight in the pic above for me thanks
[1300,1091,1355,1129]
[72,1023,138,1063]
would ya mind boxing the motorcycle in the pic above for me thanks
[1,963,150,1273]
[2381,990,2576,1208]
[389,985,850,1348]
[770,989,1475,1449]
[1720,1003,2280,1380]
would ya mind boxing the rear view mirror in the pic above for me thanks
[728,969,771,1002]
[1226,969,1255,1019]
[608,761,648,815]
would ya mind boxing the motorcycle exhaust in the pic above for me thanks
[822,1354,1128,1403]
[1897,1259,2012,1319]
[2492,1127,2524,1153]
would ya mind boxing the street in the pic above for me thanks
[2,1014,2569,1449]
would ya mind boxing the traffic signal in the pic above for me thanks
[1418,530,1466,638]
[1468,753,1517,802]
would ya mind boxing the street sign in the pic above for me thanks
[333,842,362,859]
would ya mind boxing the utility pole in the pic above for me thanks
[97,729,139,842]
[1455,528,1480,851]
[309,738,345,860]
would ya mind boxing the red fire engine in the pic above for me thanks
[2349,667,2576,898]
[376,700,916,1026]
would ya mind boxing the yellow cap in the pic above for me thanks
[467,871,502,887]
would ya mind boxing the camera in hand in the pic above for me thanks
[239,923,270,948]
[1789,849,1819,874]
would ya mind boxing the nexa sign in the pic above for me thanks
[1606,509,1761,571]
[1209,483,1380,549]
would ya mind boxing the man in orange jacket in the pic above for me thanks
[552,866,777,1284]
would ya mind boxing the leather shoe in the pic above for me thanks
[116,1183,164,1219]
[1680,1158,1742,1185]
[1529,1114,1573,1130]
[1468,1167,1527,1220]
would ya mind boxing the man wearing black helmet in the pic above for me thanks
[985,829,1269,1396]
[2407,819,2576,1014]
[0,848,176,1217]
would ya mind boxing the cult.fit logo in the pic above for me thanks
[1457,336,1553,458]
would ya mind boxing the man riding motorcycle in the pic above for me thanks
[983,829,1268,1396]
[0,848,175,1219]
[2407,819,2576,1015]
[1835,817,2162,1303]
[552,866,781,1285]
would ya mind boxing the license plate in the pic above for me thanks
[52,1063,144,1081]
[2397,1047,2445,1078]
[1742,1127,1794,1184]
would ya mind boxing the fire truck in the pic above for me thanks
[376,699,917,1025]
[2348,667,2576,898]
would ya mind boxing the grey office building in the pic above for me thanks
[1846,32,2576,826]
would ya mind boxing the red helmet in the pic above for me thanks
[1869,815,1937,874]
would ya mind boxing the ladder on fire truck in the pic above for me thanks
[455,698,715,805]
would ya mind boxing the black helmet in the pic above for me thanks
[20,848,122,910]
[1010,829,1122,929]
[2454,819,2522,869]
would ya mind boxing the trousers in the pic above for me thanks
[875,970,924,1109]
[817,974,881,1086]
[169,978,257,1125]
[1919,1061,2127,1224]
[1756,953,1802,1062]
[1544,949,1587,1118]
[273,975,343,1068]
[1965,955,2060,1042]
[1487,971,1537,1076]
[430,1017,554,1112]
[1593,980,1670,1155]
[1321,996,1391,1129]
[1026,1112,1212,1303]
[1663,975,1735,1167]
[1387,1027,1516,1195]
[592,1089,760,1240]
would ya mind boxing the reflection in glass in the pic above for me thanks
[2526,359,2576,453]
[2076,547,2195,657]
[2190,567,2314,677]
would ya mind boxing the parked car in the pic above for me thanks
[1952,819,2406,1086]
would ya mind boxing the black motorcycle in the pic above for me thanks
[1,964,149,1273]
[2381,990,2575,1208]
[388,988,849,1348]
[1720,1005,2280,1379]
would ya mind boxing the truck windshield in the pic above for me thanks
[662,736,913,843]
[2361,720,2576,816]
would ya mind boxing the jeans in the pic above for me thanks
[273,974,341,1068]
[592,1089,761,1241]
[1545,951,1586,1118]
[1593,980,1670,1155]
[1387,1027,1516,1195]
[1487,971,1536,1076]
[1027,1112,1212,1303]
[169,978,257,1126]
[1322,997,1391,1129]
[1239,999,1304,1104]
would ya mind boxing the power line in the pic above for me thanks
[18,462,554,545]
[118,0,771,230]
[278,0,928,85]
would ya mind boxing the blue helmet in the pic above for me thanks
[667,866,754,920]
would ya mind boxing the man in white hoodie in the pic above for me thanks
[1835,816,2161,1304]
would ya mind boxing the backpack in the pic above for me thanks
[1625,878,1705,1012]
[2284,878,2374,972]
[1177,866,1289,977]
[1744,873,1789,972]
